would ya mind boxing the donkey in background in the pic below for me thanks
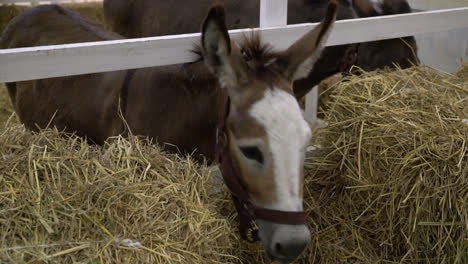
[104,0,361,98]
[104,0,420,98]
[352,0,419,70]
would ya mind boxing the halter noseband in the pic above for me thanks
[215,87,307,242]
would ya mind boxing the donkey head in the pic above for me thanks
[201,2,337,262]
[352,0,420,71]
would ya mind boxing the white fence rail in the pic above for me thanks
[1,7,468,83]
[0,0,92,3]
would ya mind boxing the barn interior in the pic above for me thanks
[0,2,467,264]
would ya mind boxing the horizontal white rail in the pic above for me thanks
[1,7,467,83]
[0,0,95,3]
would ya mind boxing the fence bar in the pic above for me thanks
[260,0,288,27]
[1,7,468,83]
[1,0,82,3]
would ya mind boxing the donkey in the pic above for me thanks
[104,0,360,99]
[103,0,420,98]
[1,1,339,262]
[352,0,419,71]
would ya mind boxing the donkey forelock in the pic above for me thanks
[194,33,281,80]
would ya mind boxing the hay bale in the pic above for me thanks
[317,73,344,118]
[305,64,468,263]
[455,62,468,79]
[0,65,466,263]
[0,127,268,263]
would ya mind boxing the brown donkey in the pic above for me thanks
[1,1,339,262]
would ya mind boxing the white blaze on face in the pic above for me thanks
[249,88,312,212]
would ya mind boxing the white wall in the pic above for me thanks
[415,29,468,73]
[408,0,468,10]
[409,0,468,73]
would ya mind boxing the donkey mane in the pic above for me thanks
[239,33,278,71]
[56,6,121,41]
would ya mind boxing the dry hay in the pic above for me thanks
[306,64,468,263]
[297,73,343,115]
[455,62,468,79]
[0,127,269,263]
[317,73,344,118]
[0,65,467,263]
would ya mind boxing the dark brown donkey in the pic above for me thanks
[352,0,420,71]
[104,0,361,98]
[104,0,420,98]
[1,1,339,262]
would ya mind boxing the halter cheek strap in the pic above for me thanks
[215,87,307,242]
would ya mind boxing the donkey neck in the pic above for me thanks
[123,61,223,162]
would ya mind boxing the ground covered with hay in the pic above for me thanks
[0,128,267,263]
[1,65,466,263]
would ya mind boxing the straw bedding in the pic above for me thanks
[1,63,467,263]
[0,127,268,263]
[306,64,468,263]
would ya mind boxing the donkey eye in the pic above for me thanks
[239,146,264,164]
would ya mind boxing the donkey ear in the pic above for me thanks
[202,5,246,92]
[277,0,338,82]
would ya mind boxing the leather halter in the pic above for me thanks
[215,87,307,242]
